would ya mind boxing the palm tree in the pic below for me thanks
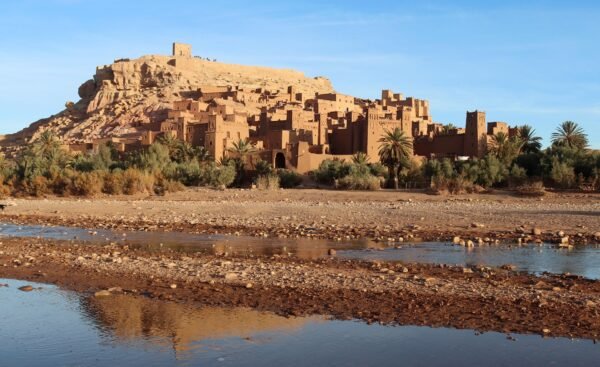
[194,146,212,162]
[488,132,523,165]
[351,152,370,166]
[440,123,457,135]
[518,125,542,153]
[378,128,413,189]
[228,139,257,185]
[158,133,182,161]
[551,121,588,150]
[174,142,196,163]
[33,131,62,160]
[229,139,256,161]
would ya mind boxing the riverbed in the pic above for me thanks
[2,278,599,367]
[2,222,600,279]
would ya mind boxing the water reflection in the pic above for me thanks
[0,222,380,258]
[82,294,319,355]
[2,278,600,367]
[339,243,600,279]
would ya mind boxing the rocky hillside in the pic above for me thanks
[1,53,334,149]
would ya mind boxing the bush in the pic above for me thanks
[277,169,303,188]
[129,143,171,172]
[102,170,124,195]
[167,160,202,186]
[154,176,185,196]
[50,170,73,196]
[69,171,103,197]
[122,169,155,195]
[368,162,387,178]
[550,159,576,189]
[202,162,236,188]
[0,175,10,199]
[20,176,50,197]
[425,158,455,180]
[255,160,273,177]
[515,182,546,197]
[313,159,351,185]
[508,165,528,188]
[337,174,381,191]
[255,174,280,190]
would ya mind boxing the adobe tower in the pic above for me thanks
[464,110,487,158]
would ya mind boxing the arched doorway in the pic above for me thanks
[275,152,286,169]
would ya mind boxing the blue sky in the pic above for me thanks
[0,0,598,148]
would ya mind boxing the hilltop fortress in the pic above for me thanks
[2,43,518,171]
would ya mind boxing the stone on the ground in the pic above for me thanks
[225,272,238,281]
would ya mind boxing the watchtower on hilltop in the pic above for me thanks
[172,42,192,58]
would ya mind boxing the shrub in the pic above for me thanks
[508,165,528,188]
[255,174,280,190]
[0,175,10,199]
[122,169,155,195]
[50,170,74,196]
[337,174,381,191]
[129,143,171,172]
[166,160,202,186]
[425,158,455,181]
[277,169,303,188]
[313,159,351,185]
[21,176,50,197]
[550,159,576,189]
[69,171,103,197]
[103,170,124,195]
[368,162,387,178]
[515,182,546,197]
[202,162,236,188]
[154,176,185,196]
[255,160,273,177]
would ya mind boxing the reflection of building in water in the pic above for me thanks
[83,295,318,355]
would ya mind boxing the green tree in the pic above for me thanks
[488,132,523,166]
[550,157,576,189]
[518,125,542,153]
[228,139,257,185]
[32,131,63,160]
[131,143,171,173]
[195,146,212,163]
[378,128,413,189]
[551,121,588,150]
[158,133,183,162]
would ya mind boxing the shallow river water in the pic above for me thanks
[2,222,600,279]
[1,279,599,367]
